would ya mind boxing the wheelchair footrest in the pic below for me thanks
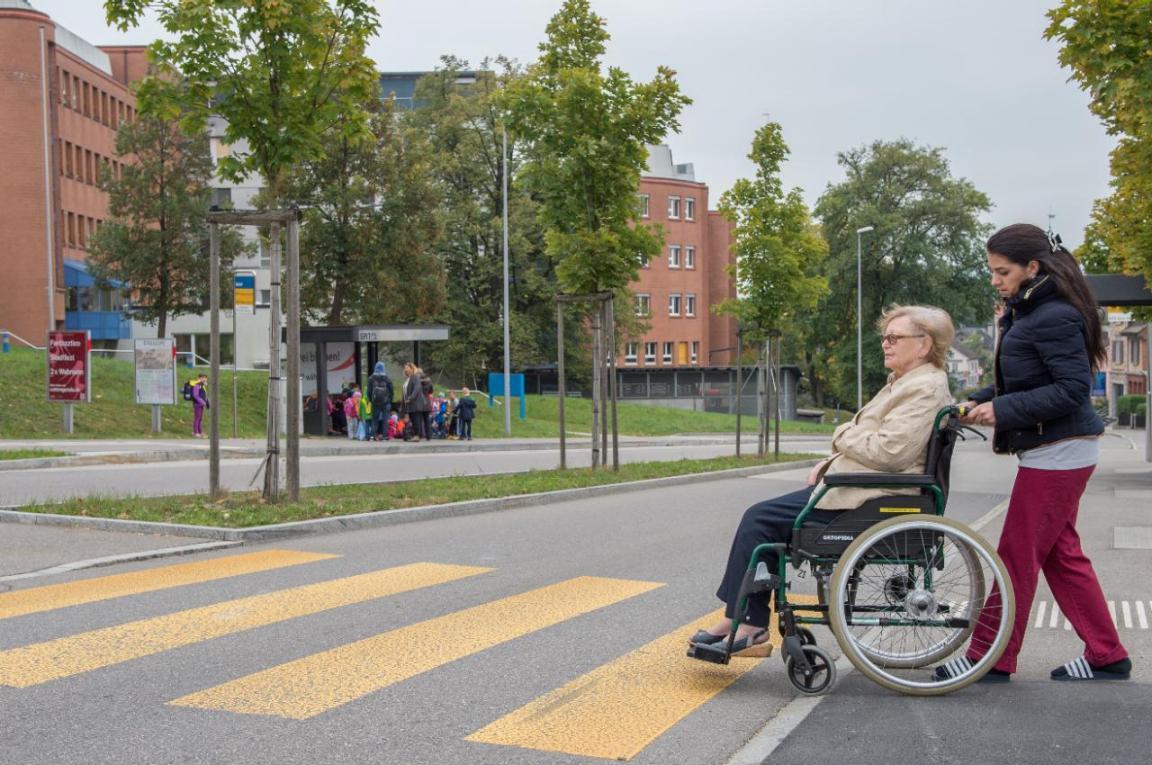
[686,642,731,665]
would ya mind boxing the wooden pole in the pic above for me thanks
[286,215,301,502]
[209,223,221,500]
[607,296,619,471]
[557,302,566,470]
[264,222,281,502]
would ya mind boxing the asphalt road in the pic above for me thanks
[1,438,1147,764]
[0,437,834,506]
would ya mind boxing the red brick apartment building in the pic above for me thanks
[0,0,146,345]
[625,145,738,368]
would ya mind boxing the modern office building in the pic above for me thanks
[625,145,738,368]
[0,0,147,347]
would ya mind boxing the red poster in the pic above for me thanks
[47,331,91,402]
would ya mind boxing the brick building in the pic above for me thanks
[0,0,146,346]
[625,145,737,368]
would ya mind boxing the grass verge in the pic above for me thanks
[19,453,816,528]
[0,448,70,461]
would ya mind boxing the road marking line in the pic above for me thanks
[0,550,337,620]
[466,599,816,762]
[1138,601,1148,630]
[1049,604,1061,629]
[169,576,663,720]
[0,562,489,688]
[1034,601,1047,629]
[1108,601,1117,628]
[1122,601,1133,630]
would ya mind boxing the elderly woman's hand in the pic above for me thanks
[806,458,831,486]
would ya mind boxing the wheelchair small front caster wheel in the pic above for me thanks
[797,627,817,647]
[785,645,836,695]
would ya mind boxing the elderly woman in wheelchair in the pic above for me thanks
[688,305,1013,695]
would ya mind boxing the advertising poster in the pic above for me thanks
[301,342,355,397]
[47,330,91,402]
[134,338,177,405]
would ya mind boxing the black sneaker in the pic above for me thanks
[1051,656,1131,681]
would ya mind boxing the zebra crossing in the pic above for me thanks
[0,549,792,762]
[1033,600,1150,631]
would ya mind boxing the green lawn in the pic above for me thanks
[20,452,815,527]
[0,448,70,460]
[0,345,834,439]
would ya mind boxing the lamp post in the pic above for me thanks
[855,225,874,411]
[502,127,512,436]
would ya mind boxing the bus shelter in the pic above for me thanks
[296,324,450,435]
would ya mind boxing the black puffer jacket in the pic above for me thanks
[971,275,1103,454]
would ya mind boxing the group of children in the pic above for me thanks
[331,385,476,442]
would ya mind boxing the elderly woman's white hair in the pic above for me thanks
[875,304,956,369]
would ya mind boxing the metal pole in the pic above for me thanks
[63,403,73,434]
[855,226,873,410]
[502,128,512,437]
[232,301,239,439]
[735,328,742,457]
[600,301,608,467]
[286,216,301,502]
[557,302,566,469]
[590,308,601,469]
[152,404,161,434]
[209,224,221,501]
[38,26,56,333]
[1146,322,1151,463]
[608,296,619,471]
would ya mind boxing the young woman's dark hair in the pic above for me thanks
[986,223,1105,369]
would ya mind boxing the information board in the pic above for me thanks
[134,338,177,405]
[47,330,90,402]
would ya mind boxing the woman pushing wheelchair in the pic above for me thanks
[691,304,955,654]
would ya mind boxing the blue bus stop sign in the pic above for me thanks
[487,373,526,420]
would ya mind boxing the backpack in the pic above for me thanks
[182,380,194,401]
[420,374,433,396]
[371,376,392,408]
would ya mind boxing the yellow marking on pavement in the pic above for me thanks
[0,550,338,621]
[0,562,490,688]
[467,597,819,761]
[170,576,663,720]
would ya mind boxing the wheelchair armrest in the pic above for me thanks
[822,472,935,487]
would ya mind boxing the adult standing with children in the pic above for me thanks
[368,362,393,441]
[935,223,1131,684]
[402,362,429,441]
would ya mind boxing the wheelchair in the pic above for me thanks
[688,406,1015,696]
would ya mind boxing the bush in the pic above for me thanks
[1117,394,1146,415]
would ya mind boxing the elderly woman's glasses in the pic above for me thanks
[881,333,927,346]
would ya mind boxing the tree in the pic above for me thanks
[278,98,445,325]
[809,139,993,405]
[404,59,558,387]
[503,0,691,296]
[716,121,828,336]
[105,0,380,203]
[1046,2,1152,280]
[88,103,244,338]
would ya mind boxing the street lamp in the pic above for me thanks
[856,225,874,411]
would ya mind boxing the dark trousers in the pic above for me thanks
[372,409,388,439]
[459,419,472,439]
[408,410,429,440]
[716,486,842,627]
[969,465,1127,673]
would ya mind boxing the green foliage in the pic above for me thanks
[278,97,444,324]
[716,122,828,337]
[1117,393,1146,415]
[1046,2,1152,280]
[808,139,993,405]
[504,0,691,295]
[87,101,246,338]
[105,0,381,201]
[402,59,565,387]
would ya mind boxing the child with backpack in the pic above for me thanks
[344,390,360,441]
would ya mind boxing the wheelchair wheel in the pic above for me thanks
[828,515,1013,696]
[785,645,836,695]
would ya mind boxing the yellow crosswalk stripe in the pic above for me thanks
[170,576,664,720]
[467,598,818,761]
[0,550,338,621]
[0,562,490,688]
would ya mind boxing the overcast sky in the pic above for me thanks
[35,0,1114,247]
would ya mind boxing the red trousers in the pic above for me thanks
[970,465,1127,673]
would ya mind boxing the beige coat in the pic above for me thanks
[814,363,953,510]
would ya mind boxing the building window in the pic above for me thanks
[625,342,638,365]
[691,341,699,364]
[1112,340,1124,365]
[211,188,233,209]
[635,293,651,317]
[1130,337,1142,365]
[258,289,272,307]
[644,342,657,364]
[685,245,695,269]
[638,193,650,218]
[668,244,681,268]
[259,239,272,267]
[668,196,681,220]
[662,342,673,364]
[668,293,681,317]
[685,197,696,220]
[685,294,696,317]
